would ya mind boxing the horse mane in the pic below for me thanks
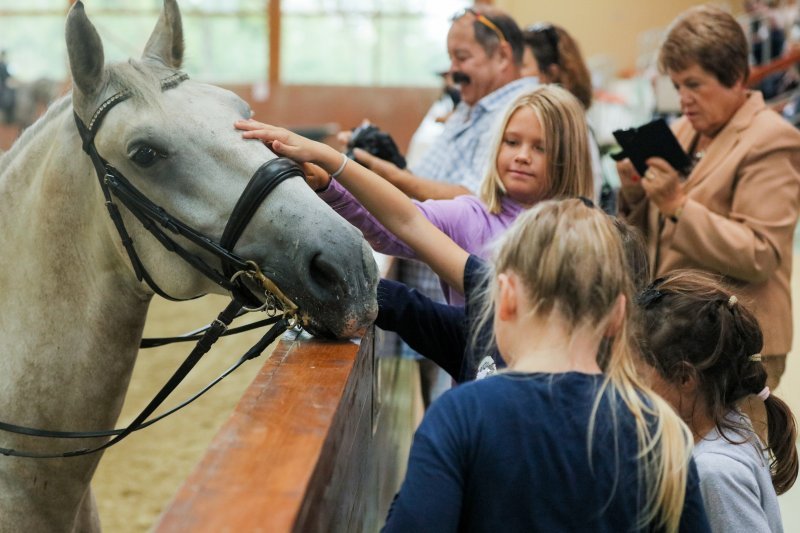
[0,60,170,171]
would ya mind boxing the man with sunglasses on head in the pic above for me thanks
[351,6,536,201]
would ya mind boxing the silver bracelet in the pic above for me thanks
[330,152,348,179]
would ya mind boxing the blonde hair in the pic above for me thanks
[479,85,593,214]
[480,199,693,531]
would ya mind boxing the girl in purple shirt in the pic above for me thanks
[239,85,593,304]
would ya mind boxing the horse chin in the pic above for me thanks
[304,303,379,340]
[237,270,378,340]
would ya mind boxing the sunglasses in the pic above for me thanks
[526,23,560,64]
[457,8,507,43]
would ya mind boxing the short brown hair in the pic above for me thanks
[658,5,749,87]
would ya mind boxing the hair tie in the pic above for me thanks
[757,387,770,401]
[637,278,666,308]
[728,295,738,308]
[749,353,762,362]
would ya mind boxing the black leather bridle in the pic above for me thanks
[75,71,301,311]
[0,71,306,458]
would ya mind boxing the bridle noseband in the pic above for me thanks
[0,71,309,458]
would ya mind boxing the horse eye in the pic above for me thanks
[131,146,165,167]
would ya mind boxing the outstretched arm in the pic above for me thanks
[236,119,470,293]
[376,278,466,381]
[353,150,472,201]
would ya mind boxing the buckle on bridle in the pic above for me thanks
[230,261,303,328]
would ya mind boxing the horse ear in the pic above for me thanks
[142,0,184,68]
[65,1,105,99]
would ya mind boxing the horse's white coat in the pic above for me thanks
[0,2,377,530]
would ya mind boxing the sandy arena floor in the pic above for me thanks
[92,294,274,532]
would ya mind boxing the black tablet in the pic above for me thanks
[612,118,692,176]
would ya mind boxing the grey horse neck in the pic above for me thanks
[0,86,151,527]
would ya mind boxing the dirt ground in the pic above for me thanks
[92,294,276,532]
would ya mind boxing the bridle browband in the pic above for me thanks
[0,71,307,458]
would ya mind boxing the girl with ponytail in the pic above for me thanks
[380,199,708,531]
[639,269,798,532]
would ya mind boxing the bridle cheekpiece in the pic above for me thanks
[0,70,309,459]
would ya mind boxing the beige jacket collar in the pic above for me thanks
[682,91,765,193]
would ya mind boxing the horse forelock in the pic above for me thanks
[109,61,162,99]
[104,60,172,115]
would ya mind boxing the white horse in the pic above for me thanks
[0,1,378,530]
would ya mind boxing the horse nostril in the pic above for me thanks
[309,252,344,294]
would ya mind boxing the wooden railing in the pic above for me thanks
[154,328,417,532]
[155,255,417,532]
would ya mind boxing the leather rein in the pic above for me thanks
[0,72,306,459]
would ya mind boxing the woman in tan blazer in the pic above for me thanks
[618,6,800,389]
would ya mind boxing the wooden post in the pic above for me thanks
[268,0,280,85]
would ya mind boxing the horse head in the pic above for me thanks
[66,0,378,338]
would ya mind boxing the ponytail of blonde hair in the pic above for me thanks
[476,199,693,531]
[598,320,694,531]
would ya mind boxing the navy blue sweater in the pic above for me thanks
[383,372,710,532]
[375,255,503,382]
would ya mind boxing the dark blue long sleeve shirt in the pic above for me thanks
[382,372,710,532]
[375,255,503,382]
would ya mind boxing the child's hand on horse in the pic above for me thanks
[235,119,341,172]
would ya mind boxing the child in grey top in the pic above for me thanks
[694,411,782,532]
[638,270,798,533]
